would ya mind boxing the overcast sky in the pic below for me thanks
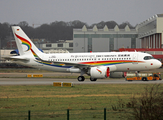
[0,0,163,27]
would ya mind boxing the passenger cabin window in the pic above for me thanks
[144,56,154,60]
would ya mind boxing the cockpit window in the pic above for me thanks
[144,56,154,60]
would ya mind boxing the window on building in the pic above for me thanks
[69,43,73,47]
[46,44,51,47]
[58,44,63,47]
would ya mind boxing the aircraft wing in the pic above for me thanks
[36,59,93,68]
[3,56,29,62]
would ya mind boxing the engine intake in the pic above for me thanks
[90,66,110,79]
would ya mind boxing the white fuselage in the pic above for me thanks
[14,51,161,73]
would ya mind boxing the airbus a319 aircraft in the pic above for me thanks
[6,26,162,81]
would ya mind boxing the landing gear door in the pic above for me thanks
[132,53,138,64]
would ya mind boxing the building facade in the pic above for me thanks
[73,25,140,53]
[137,14,163,49]
[41,40,73,53]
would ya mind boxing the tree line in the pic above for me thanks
[0,20,135,48]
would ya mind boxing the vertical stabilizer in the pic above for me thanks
[12,26,43,56]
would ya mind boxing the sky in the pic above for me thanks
[0,0,163,27]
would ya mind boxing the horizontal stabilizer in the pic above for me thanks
[3,56,29,62]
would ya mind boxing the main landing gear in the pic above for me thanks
[90,77,97,81]
[77,76,97,82]
[77,69,97,82]
[77,76,85,81]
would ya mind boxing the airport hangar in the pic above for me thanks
[73,25,140,53]
[73,14,163,63]
[119,14,163,63]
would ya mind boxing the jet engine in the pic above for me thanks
[110,72,127,78]
[89,66,110,79]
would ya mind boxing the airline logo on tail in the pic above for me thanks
[15,33,32,51]
[31,49,38,58]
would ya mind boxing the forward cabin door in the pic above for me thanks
[132,53,138,64]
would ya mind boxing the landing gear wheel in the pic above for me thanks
[78,76,85,82]
[90,77,97,81]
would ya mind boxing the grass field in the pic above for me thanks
[1,84,163,120]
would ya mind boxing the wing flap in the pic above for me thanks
[36,59,93,68]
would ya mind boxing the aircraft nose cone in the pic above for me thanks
[158,61,162,68]
[151,60,162,69]
[155,60,162,68]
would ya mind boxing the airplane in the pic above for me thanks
[5,26,162,82]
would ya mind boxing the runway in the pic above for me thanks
[1,78,163,85]
[0,72,163,85]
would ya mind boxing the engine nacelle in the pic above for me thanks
[110,72,127,78]
[90,66,110,79]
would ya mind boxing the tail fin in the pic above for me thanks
[12,26,43,56]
